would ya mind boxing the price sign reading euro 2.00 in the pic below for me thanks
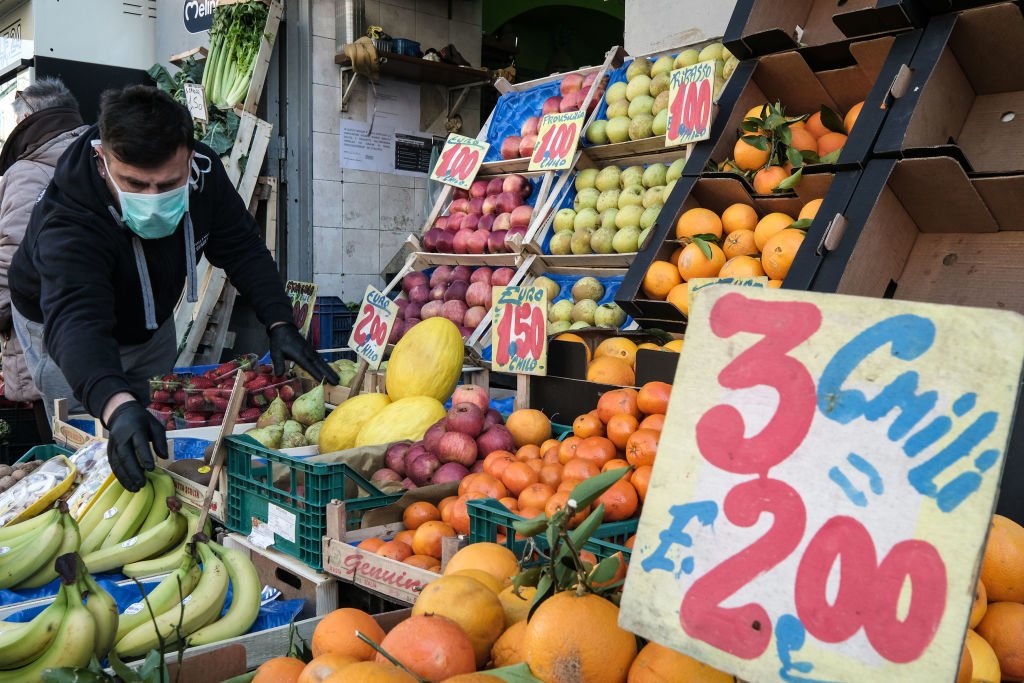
[348,286,398,370]
[491,286,547,375]
[528,109,585,172]
[665,60,715,147]
[430,134,489,191]
[619,286,1024,683]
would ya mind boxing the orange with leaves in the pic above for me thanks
[753,165,789,194]
[733,135,769,171]
[677,241,726,281]
[724,229,758,259]
[676,208,723,240]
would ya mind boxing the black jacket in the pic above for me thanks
[10,124,293,417]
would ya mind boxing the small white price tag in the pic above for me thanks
[184,83,208,123]
[268,503,297,543]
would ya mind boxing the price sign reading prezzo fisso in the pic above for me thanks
[528,109,585,172]
[491,286,548,375]
[620,286,1024,683]
[664,60,716,147]
[349,286,398,370]
[430,134,489,191]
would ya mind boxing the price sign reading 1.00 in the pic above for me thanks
[528,109,585,172]
[430,134,490,191]
[348,286,399,370]
[665,60,715,147]
[491,286,548,375]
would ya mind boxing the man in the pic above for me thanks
[10,85,337,490]
[0,78,88,450]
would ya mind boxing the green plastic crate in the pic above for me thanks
[467,498,634,565]
[16,444,73,464]
[225,434,401,570]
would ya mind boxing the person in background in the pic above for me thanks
[9,85,337,488]
[0,78,88,456]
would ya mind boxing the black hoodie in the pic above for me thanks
[10,124,293,418]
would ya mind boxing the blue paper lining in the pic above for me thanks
[483,80,563,162]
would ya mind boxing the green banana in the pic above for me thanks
[122,505,211,578]
[17,506,80,589]
[0,577,96,681]
[76,480,125,539]
[0,512,63,589]
[78,567,119,658]
[187,541,261,645]
[138,470,175,533]
[114,541,228,657]
[101,480,153,549]
[0,508,58,544]
[81,486,133,554]
[0,587,67,668]
[81,500,185,574]
[116,555,202,641]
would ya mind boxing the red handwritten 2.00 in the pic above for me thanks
[681,293,947,664]
[352,303,389,347]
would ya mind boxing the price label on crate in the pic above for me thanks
[491,286,547,375]
[430,134,489,190]
[349,285,398,370]
[619,286,1024,683]
[665,60,716,147]
[285,280,318,339]
[183,83,208,123]
[528,109,585,171]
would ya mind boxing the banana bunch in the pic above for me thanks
[114,537,261,658]
[0,500,79,590]
[0,553,116,680]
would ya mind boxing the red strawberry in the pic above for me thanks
[203,370,218,380]
[215,361,239,376]
[263,387,278,401]
[148,403,172,420]
[211,397,229,412]
[185,395,206,412]
[278,385,296,401]
[258,364,273,375]
[243,370,257,382]
[183,413,207,428]
[174,390,187,404]
[190,377,215,389]
[152,389,171,403]
[238,408,261,423]
[245,376,270,391]
[208,412,225,425]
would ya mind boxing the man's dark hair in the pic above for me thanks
[98,85,194,167]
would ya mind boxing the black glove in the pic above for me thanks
[269,322,340,385]
[107,401,166,492]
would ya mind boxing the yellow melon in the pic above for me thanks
[354,396,447,447]
[385,318,464,402]
[318,393,392,452]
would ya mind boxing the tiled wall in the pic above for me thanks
[310,0,483,301]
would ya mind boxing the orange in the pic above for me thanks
[525,457,542,474]
[762,228,804,280]
[402,502,441,531]
[733,135,769,171]
[554,333,591,362]
[443,675,506,683]
[798,198,823,221]
[501,461,540,497]
[518,482,555,510]
[663,339,684,352]
[670,245,684,266]
[677,242,726,281]
[538,462,563,488]
[628,642,735,683]
[517,505,543,520]
[492,620,527,667]
[666,283,690,316]
[631,465,652,503]
[393,530,417,548]
[438,496,457,516]
[377,614,476,681]
[607,413,640,449]
[405,554,442,571]
[449,491,486,534]
[482,450,515,480]
[957,644,973,683]
[557,479,582,493]
[642,260,682,300]
[965,629,1001,683]
[312,608,386,660]
[497,496,518,512]
[970,578,988,628]
[522,592,637,683]
[297,653,359,683]
[558,436,582,464]
[573,412,605,438]
[545,490,590,528]
[411,520,456,559]
[412,575,505,667]
[516,444,542,461]
[639,413,665,432]
[718,254,766,278]
[845,101,863,133]
[505,409,551,448]
[744,103,769,121]
[721,203,758,234]
[563,457,601,482]
[981,514,1024,602]
[542,446,561,464]
[723,229,758,259]
[575,436,617,468]
[625,534,636,550]
[767,279,783,288]
[377,540,412,561]
[594,337,639,368]
[603,458,630,472]
[626,428,660,467]
[753,165,788,195]
[977,602,1024,680]
[461,472,507,499]
[597,388,641,423]
[788,126,818,154]
[540,438,561,456]
[587,356,636,386]
[358,537,384,553]
[754,212,795,250]
[805,111,829,138]
[323,662,416,683]
[636,342,662,352]
[254,657,307,683]
[498,585,536,628]
[676,207,723,240]
[638,381,672,415]
[596,479,639,521]
[817,131,847,158]
[443,542,519,587]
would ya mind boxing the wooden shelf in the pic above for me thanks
[335,51,490,88]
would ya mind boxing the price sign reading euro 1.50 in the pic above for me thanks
[348,286,399,370]
[430,134,489,191]
[619,286,1024,683]
[491,286,547,375]
[528,109,585,172]
[664,60,715,147]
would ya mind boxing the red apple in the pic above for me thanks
[560,90,585,113]
[519,134,537,159]
[466,281,491,307]
[503,174,531,197]
[451,265,472,282]
[430,266,452,287]
[583,72,599,90]
[446,279,469,300]
[469,179,488,199]
[468,197,484,215]
[493,212,512,231]
[453,229,473,254]
[421,300,443,319]
[462,213,480,231]
[496,191,522,214]
[501,136,522,160]
[423,228,442,252]
[442,300,468,326]
[453,188,469,200]
[560,73,584,96]
[434,215,449,231]
[435,231,455,253]
[446,211,466,232]
[482,195,498,216]
[467,229,489,254]
[449,198,470,214]
[542,96,562,115]
[478,213,495,231]
[486,177,505,195]
[488,230,508,254]
[510,204,533,229]
[452,384,490,414]
[521,116,541,137]
[470,267,492,286]
[464,305,487,329]
[492,267,515,287]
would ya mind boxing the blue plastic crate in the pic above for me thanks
[312,296,358,363]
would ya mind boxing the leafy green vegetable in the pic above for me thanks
[204,1,270,108]
[148,57,240,155]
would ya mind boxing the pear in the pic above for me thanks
[305,421,324,444]
[281,431,308,449]
[292,384,326,426]
[283,420,304,435]
[247,424,284,450]
[256,397,289,428]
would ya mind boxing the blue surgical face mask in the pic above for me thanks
[95,143,190,239]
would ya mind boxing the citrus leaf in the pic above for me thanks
[694,236,713,260]
[513,513,549,538]
[820,105,846,135]
[764,112,785,131]
[589,553,623,585]
[513,567,542,596]
[740,119,761,134]
[138,650,163,679]
[569,504,606,550]
[775,167,803,191]
[740,134,768,152]
[786,146,804,169]
[528,574,554,621]
[819,147,843,165]
[777,125,792,147]
[569,467,630,510]
[787,113,809,124]
[485,663,544,682]
[692,232,720,243]
[788,218,813,231]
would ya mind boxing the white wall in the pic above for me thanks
[624,0,737,56]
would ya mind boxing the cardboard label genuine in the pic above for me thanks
[430,134,489,190]
[323,537,438,604]
[665,60,716,147]
[529,110,585,171]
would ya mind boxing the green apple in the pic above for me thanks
[596,189,620,213]
[548,320,572,335]
[532,276,561,301]
[640,205,662,230]
[665,178,677,196]
[591,227,616,254]
[595,166,622,192]
[605,81,628,104]
[625,75,652,102]
[674,49,699,68]
[606,116,632,144]
[643,186,665,209]
[626,57,652,80]
[629,114,655,140]
[573,207,599,231]
[666,157,686,183]
[606,100,630,120]
[721,45,733,62]
[620,166,644,189]
[612,226,641,253]
[643,163,668,188]
[616,204,644,230]
[699,43,724,62]
[627,95,654,119]
[652,90,670,116]
[586,120,609,145]
[574,188,599,211]
[571,229,594,255]
[722,56,739,81]
[649,73,670,98]
[652,109,668,137]
[549,299,573,323]
[575,168,598,191]
[650,55,675,79]
[553,208,576,233]
[637,226,652,250]
[569,321,590,330]
[600,208,619,231]
[594,303,627,328]
[549,231,572,255]
[618,186,644,209]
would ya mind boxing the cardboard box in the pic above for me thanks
[690,30,923,177]
[875,3,1024,176]
[724,0,928,59]
[616,171,859,330]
